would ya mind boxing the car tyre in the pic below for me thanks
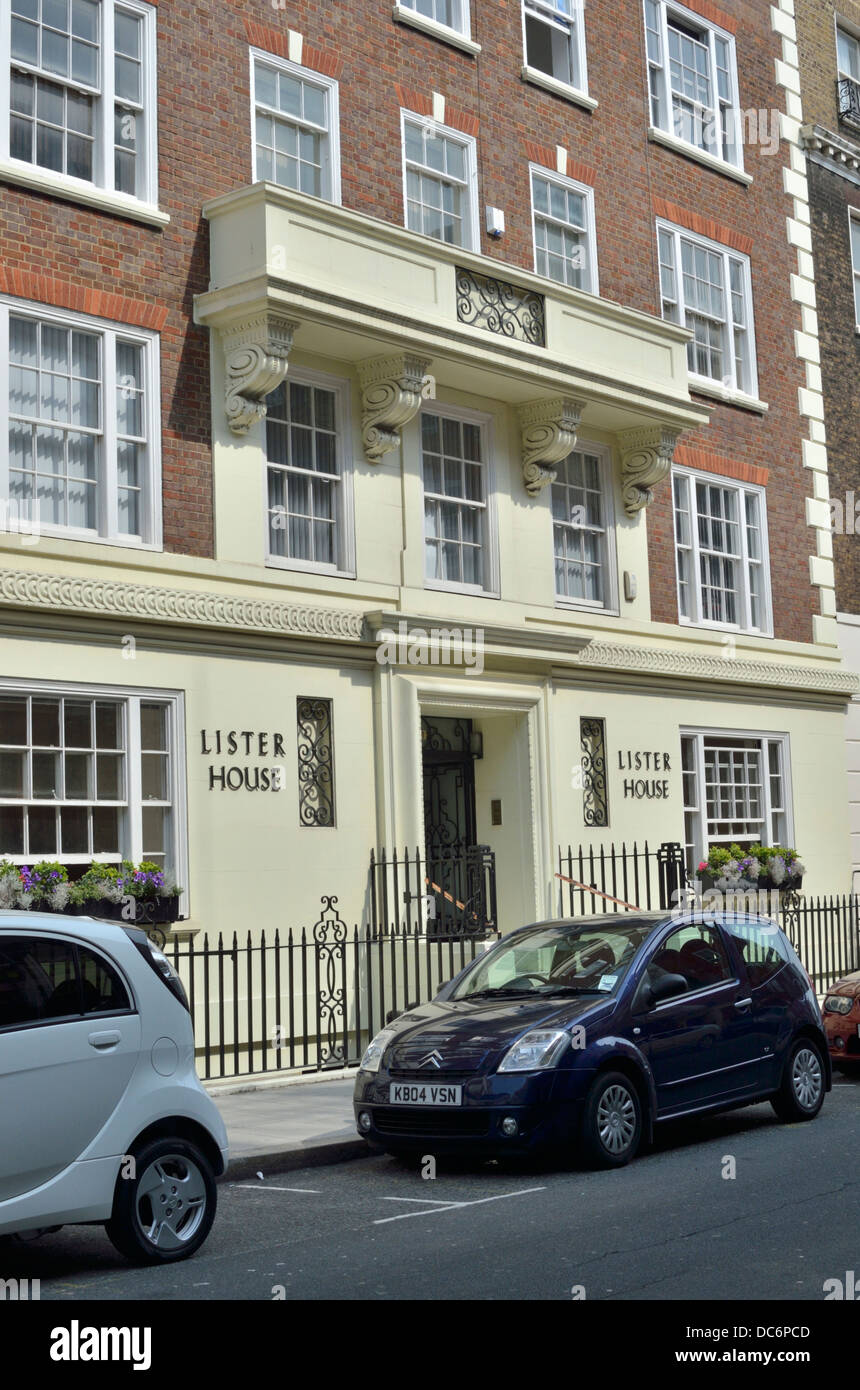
[579,1070,642,1169]
[105,1137,217,1265]
[770,1039,826,1123]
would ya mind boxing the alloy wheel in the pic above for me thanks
[791,1047,823,1111]
[134,1154,209,1251]
[596,1083,637,1154]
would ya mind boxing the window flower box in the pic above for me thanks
[697,845,804,897]
[0,860,182,924]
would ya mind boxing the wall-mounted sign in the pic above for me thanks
[617,748,672,800]
[200,729,287,791]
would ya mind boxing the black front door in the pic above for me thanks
[421,716,477,857]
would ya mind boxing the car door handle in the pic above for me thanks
[88,1030,121,1049]
[733,998,753,1012]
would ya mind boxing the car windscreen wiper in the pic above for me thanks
[460,987,544,999]
[536,985,606,995]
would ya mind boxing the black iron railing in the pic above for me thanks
[783,893,860,993]
[838,77,860,128]
[557,840,687,915]
[369,845,497,938]
[161,896,491,1080]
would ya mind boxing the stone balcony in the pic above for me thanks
[194,182,710,512]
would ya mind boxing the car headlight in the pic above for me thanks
[359,1027,398,1073]
[497,1029,570,1073]
[824,995,853,1015]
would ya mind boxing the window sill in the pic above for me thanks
[0,159,170,226]
[647,127,753,186]
[424,578,499,599]
[265,557,356,581]
[520,67,597,112]
[555,598,619,618]
[0,527,162,552]
[688,378,769,414]
[679,617,774,640]
[392,4,481,54]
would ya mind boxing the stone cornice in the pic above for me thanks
[800,123,860,181]
[571,640,858,696]
[0,570,365,642]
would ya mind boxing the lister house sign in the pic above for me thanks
[617,748,672,800]
[200,729,288,791]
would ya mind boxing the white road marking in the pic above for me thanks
[381,1196,463,1206]
[374,1186,546,1224]
[233,1184,321,1194]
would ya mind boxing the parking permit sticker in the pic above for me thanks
[598,974,617,991]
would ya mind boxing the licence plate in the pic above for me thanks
[389,1082,462,1106]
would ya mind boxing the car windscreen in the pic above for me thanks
[453,921,656,1000]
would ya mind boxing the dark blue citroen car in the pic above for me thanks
[353,911,830,1167]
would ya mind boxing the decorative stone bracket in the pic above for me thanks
[618,426,680,516]
[358,353,435,464]
[223,313,297,435]
[517,397,584,497]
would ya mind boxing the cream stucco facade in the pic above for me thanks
[0,176,855,941]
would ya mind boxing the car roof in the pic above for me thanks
[509,910,781,935]
[0,911,112,934]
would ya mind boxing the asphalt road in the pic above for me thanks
[5,1073,859,1302]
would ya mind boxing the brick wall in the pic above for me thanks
[0,0,819,642]
[795,0,860,132]
[808,163,860,612]
[795,0,860,614]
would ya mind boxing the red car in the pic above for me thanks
[823,971,860,1069]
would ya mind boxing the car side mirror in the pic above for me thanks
[647,972,688,1007]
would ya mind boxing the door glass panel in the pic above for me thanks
[0,935,78,1027]
[647,923,731,996]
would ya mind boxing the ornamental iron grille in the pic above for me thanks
[838,77,860,129]
[297,697,335,828]
[580,717,609,828]
[455,267,546,346]
[312,894,348,1067]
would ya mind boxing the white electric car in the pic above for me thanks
[0,912,228,1264]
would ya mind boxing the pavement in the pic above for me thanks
[208,1075,365,1180]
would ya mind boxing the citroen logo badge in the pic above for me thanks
[418,1050,444,1069]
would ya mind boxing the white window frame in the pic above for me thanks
[681,727,793,871]
[0,0,159,210]
[393,1,480,55]
[551,442,618,614]
[0,296,162,550]
[419,401,498,597]
[400,109,480,252]
[0,677,187,909]
[644,0,744,175]
[672,465,772,637]
[249,47,341,205]
[850,209,860,331]
[521,0,590,102]
[657,218,758,399]
[529,163,598,294]
[837,21,860,83]
[263,366,355,578]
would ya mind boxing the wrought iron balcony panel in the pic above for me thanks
[838,78,860,130]
[455,267,546,347]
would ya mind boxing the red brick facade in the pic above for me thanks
[0,0,818,640]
